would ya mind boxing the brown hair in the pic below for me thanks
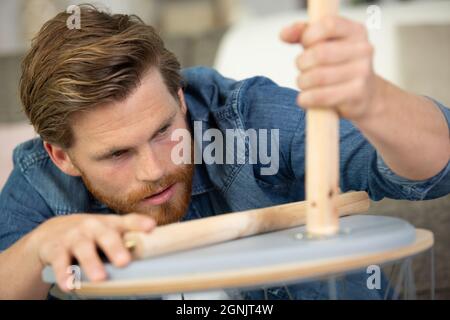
[20,4,183,148]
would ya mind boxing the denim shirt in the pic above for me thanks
[1,66,450,300]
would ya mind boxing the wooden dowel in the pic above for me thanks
[306,0,340,236]
[124,191,369,260]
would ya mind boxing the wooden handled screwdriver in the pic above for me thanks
[124,191,369,260]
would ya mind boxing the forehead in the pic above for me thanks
[70,69,178,148]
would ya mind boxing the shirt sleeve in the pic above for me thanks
[373,97,450,200]
[0,168,53,252]
[290,98,450,201]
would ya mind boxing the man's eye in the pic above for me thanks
[158,125,170,135]
[111,150,127,159]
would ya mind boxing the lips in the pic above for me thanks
[141,183,176,206]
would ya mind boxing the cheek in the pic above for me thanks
[86,163,135,194]
[155,121,190,168]
[155,138,182,168]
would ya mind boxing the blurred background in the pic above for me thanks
[0,0,449,299]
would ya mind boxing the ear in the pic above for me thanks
[178,88,187,115]
[43,141,81,177]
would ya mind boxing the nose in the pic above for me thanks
[134,146,165,183]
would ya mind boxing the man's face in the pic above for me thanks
[65,69,194,225]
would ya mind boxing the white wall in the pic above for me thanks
[214,0,450,90]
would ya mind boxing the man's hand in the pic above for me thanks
[280,16,379,121]
[280,16,450,182]
[30,213,155,292]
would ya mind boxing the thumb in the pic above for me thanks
[280,21,308,44]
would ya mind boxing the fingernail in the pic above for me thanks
[117,251,130,264]
[281,23,298,38]
[93,269,106,281]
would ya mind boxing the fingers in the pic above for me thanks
[122,213,156,231]
[38,214,157,292]
[297,78,366,109]
[284,16,375,119]
[296,40,373,71]
[105,213,156,233]
[85,214,155,269]
[50,250,72,292]
[71,240,107,282]
[297,58,371,90]
[94,225,131,268]
[302,16,367,47]
[39,241,73,292]
[280,17,367,47]
[73,215,153,270]
[280,22,308,43]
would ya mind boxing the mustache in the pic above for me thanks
[126,178,177,203]
[125,165,193,204]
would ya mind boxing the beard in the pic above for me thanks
[80,163,194,226]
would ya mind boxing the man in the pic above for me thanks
[0,5,449,300]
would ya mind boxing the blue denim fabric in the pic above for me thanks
[1,67,449,299]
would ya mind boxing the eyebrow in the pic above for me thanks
[91,112,177,161]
